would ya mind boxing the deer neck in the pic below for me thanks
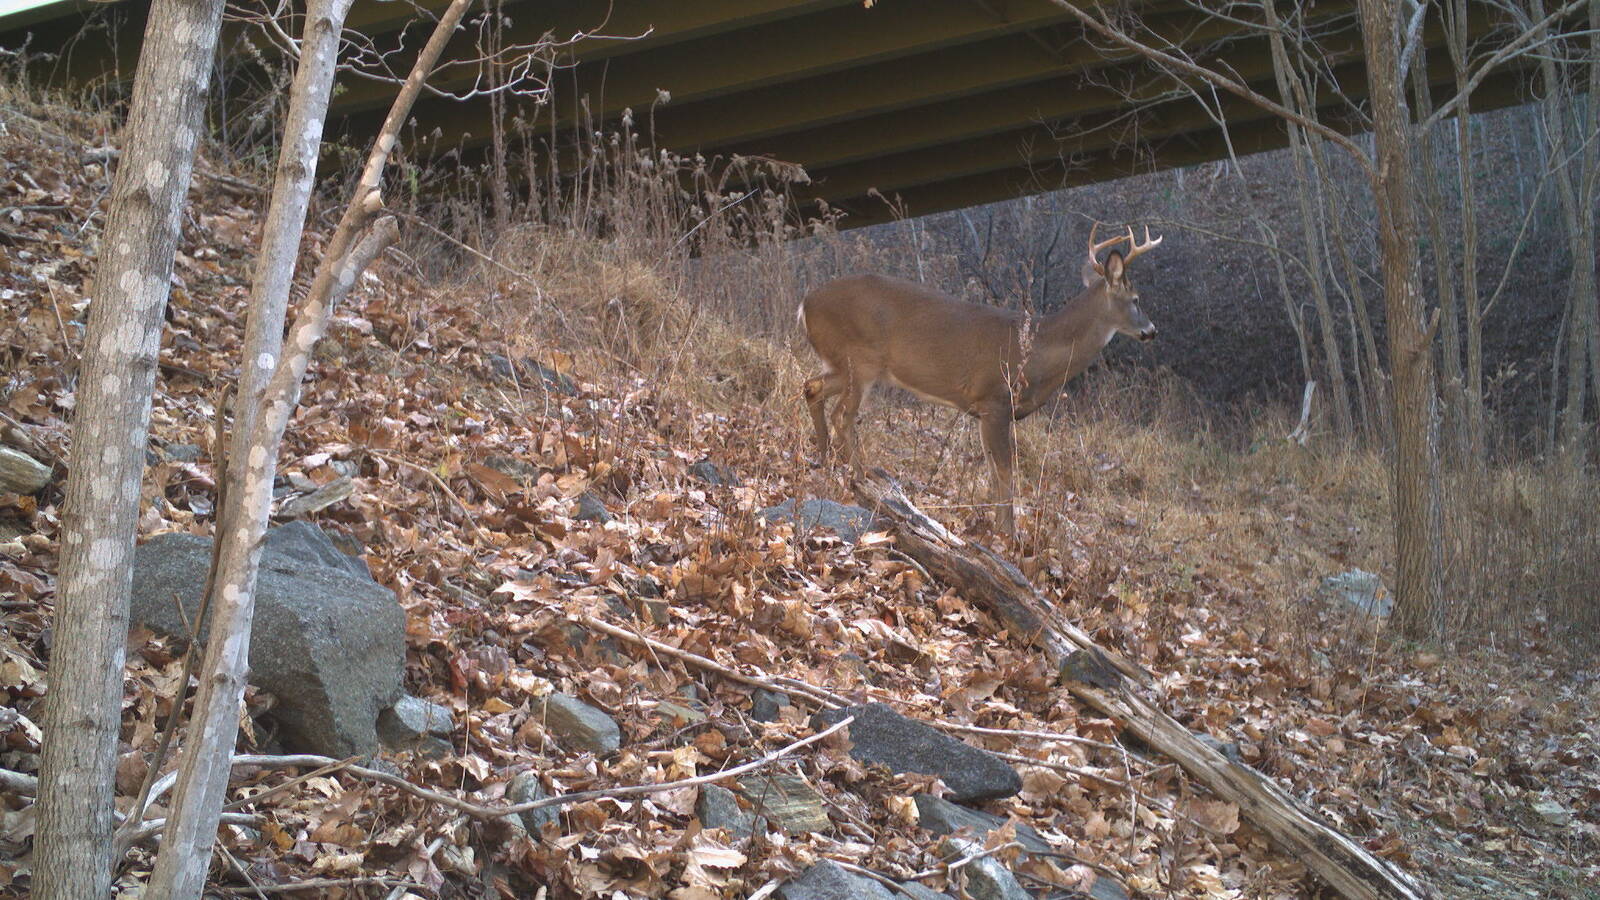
[1022,286,1116,390]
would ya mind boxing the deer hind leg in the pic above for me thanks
[830,373,869,480]
[803,370,849,465]
[978,410,1018,536]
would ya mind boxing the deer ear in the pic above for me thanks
[1103,250,1125,284]
[1081,258,1100,286]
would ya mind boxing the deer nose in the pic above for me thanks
[1138,325,1157,342]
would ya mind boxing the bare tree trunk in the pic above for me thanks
[1359,0,1446,637]
[1263,1,1353,439]
[1411,53,1468,463]
[1444,0,1486,461]
[33,0,225,895]
[143,2,466,894]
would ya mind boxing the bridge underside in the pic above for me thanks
[1,0,1540,229]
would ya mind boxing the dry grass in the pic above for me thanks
[397,117,1597,657]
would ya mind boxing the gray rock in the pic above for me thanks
[813,703,1021,802]
[696,784,766,840]
[914,794,1051,855]
[895,884,954,900]
[482,454,539,487]
[1319,568,1392,617]
[487,354,576,395]
[535,693,621,754]
[750,688,791,722]
[263,519,371,581]
[276,475,354,519]
[758,498,880,544]
[778,860,896,900]
[688,459,737,487]
[506,771,561,834]
[735,773,830,833]
[940,836,1029,900]
[1194,732,1242,763]
[0,447,51,494]
[160,443,203,462]
[574,492,611,523]
[377,694,454,754]
[130,527,403,757]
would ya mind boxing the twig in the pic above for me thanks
[157,719,852,823]
[986,748,1228,838]
[369,450,494,543]
[575,614,848,709]
[824,858,914,894]
[220,876,420,894]
[0,767,38,795]
[933,721,1148,760]
[221,756,360,812]
[384,815,466,900]
[905,839,1023,880]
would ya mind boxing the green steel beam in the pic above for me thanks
[330,0,852,115]
[331,0,1075,149]
[822,67,1535,229]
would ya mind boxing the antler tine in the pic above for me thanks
[1086,222,1131,273]
[1123,224,1163,264]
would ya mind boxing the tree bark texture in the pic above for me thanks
[33,0,225,896]
[1357,0,1446,637]
[145,1,466,893]
[853,472,1434,900]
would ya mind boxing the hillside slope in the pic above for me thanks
[2,86,1598,898]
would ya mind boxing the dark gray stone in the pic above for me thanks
[130,527,403,757]
[263,519,371,581]
[377,694,454,754]
[758,498,880,544]
[777,861,896,900]
[813,703,1021,802]
[939,836,1029,900]
[536,693,621,754]
[482,454,539,487]
[696,784,766,840]
[487,354,577,395]
[574,492,611,523]
[506,771,561,834]
[160,443,203,462]
[734,773,830,832]
[1194,732,1242,763]
[914,794,1051,855]
[750,688,791,722]
[688,459,737,487]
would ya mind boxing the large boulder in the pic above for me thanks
[813,703,1021,802]
[129,524,404,757]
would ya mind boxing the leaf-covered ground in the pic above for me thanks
[2,88,1598,899]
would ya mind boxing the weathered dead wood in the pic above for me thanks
[852,471,1432,900]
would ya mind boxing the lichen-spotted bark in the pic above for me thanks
[145,0,466,892]
[34,0,225,896]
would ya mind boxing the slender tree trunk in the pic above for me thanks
[33,0,225,895]
[1411,53,1467,462]
[1358,0,1445,637]
[144,0,353,891]
[1263,1,1353,439]
[144,2,464,894]
[1444,0,1486,461]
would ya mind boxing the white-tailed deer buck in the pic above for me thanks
[800,224,1162,535]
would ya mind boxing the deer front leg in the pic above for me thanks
[978,409,1018,536]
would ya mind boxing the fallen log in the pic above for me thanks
[853,471,1431,900]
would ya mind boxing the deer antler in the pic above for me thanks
[1123,225,1163,264]
[1086,222,1132,276]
